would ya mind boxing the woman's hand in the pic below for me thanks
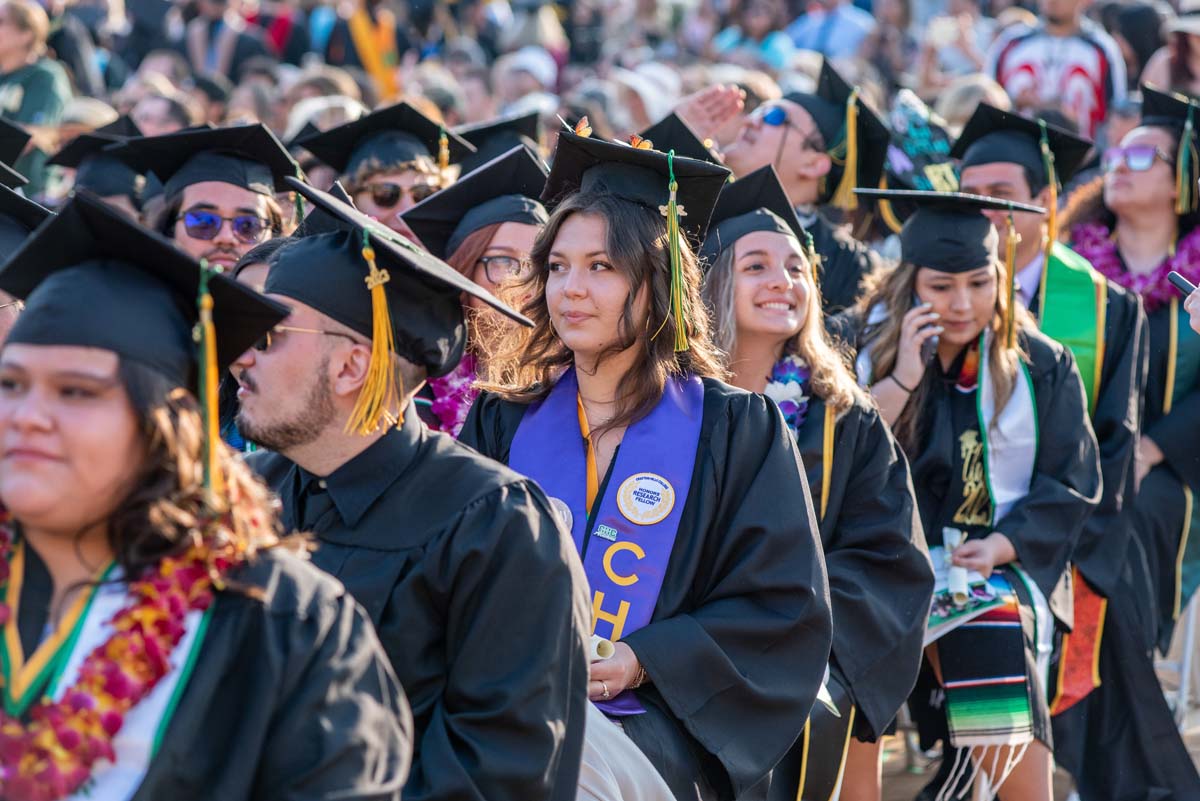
[588,641,641,701]
[893,302,943,389]
[952,532,1017,576]
[1186,287,1200,335]
[1135,436,1164,488]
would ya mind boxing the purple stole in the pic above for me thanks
[509,368,704,715]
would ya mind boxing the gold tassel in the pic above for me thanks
[828,88,860,211]
[1004,212,1020,350]
[438,126,450,173]
[195,261,225,506]
[804,229,822,287]
[1038,119,1059,252]
[345,231,402,435]
[1176,104,1198,215]
[651,151,690,352]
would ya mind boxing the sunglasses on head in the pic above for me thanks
[1102,145,1175,173]
[360,181,438,210]
[178,209,269,244]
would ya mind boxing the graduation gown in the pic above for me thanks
[460,378,833,801]
[9,542,412,800]
[250,406,592,801]
[808,212,884,317]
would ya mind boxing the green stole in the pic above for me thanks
[1037,243,1106,414]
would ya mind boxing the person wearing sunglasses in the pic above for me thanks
[401,146,549,434]
[108,123,299,271]
[234,178,592,801]
[296,101,475,242]
[953,102,1192,801]
[721,59,890,316]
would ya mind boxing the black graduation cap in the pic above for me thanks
[106,123,301,198]
[291,180,356,238]
[639,112,721,165]
[699,166,805,267]
[455,111,540,175]
[295,101,475,178]
[0,185,50,255]
[854,188,1043,272]
[783,60,890,211]
[287,120,322,152]
[401,146,548,259]
[953,103,1092,190]
[0,118,29,189]
[0,191,288,387]
[49,116,145,199]
[542,129,731,243]
[1141,85,1200,215]
[271,178,530,431]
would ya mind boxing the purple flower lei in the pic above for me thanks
[426,353,479,437]
[764,354,812,436]
[1071,222,1200,314]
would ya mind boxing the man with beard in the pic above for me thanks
[109,123,299,271]
[720,59,891,315]
[232,179,591,801]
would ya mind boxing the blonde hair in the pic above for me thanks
[854,259,1032,451]
[1,0,48,57]
[702,239,866,419]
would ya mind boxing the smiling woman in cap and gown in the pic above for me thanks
[459,127,832,801]
[842,188,1101,801]
[0,191,413,800]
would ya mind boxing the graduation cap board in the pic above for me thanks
[639,112,721,165]
[49,116,145,199]
[455,111,540,175]
[783,59,890,211]
[0,118,29,188]
[1141,85,1200,215]
[952,102,1093,247]
[106,123,301,197]
[0,191,287,387]
[699,166,807,267]
[271,176,530,434]
[877,90,957,233]
[856,188,1045,347]
[291,180,356,238]
[295,101,475,179]
[0,185,51,255]
[401,146,548,259]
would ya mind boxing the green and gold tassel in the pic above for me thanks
[1003,211,1020,349]
[1038,119,1059,251]
[665,151,688,352]
[1177,104,1198,215]
[828,88,861,211]
[438,126,450,173]
[345,230,402,435]
[195,260,225,506]
[293,165,306,223]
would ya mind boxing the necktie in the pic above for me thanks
[297,478,336,533]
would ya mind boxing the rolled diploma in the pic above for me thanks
[590,634,615,661]
[942,527,970,607]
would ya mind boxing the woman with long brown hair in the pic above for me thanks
[402,146,549,434]
[459,131,832,801]
[0,192,412,799]
[845,189,1100,801]
[701,167,932,801]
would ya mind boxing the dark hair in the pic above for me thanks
[1117,2,1167,83]
[155,190,285,240]
[107,360,282,583]
[479,192,727,437]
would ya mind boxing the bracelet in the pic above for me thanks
[630,665,648,689]
[889,374,916,394]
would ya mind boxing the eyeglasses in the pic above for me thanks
[478,254,533,284]
[253,326,359,352]
[1102,145,1175,173]
[178,209,270,244]
[357,181,438,210]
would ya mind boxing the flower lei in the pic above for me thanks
[1071,222,1200,313]
[0,514,242,801]
[763,354,812,436]
[426,353,478,437]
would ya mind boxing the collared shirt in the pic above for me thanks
[1017,252,1046,309]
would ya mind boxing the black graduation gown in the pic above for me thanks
[795,396,932,740]
[460,378,834,801]
[1029,279,1148,600]
[12,543,413,800]
[809,213,884,317]
[250,406,592,801]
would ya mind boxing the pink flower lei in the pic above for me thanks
[426,353,479,437]
[1071,222,1200,313]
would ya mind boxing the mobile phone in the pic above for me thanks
[913,293,939,365]
[1169,271,1197,296]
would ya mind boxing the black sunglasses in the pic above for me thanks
[253,325,359,352]
[359,181,438,210]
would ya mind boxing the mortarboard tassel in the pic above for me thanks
[438,126,450,173]
[1003,211,1020,350]
[293,166,306,223]
[1177,104,1199,215]
[346,229,402,435]
[1038,119,1059,252]
[665,150,689,352]
[876,176,904,234]
[195,261,226,506]
[804,228,822,287]
[828,88,861,212]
